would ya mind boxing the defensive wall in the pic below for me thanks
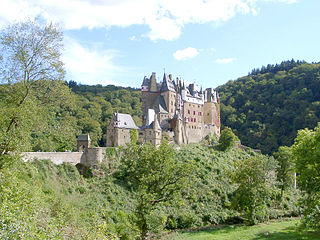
[21,147,108,166]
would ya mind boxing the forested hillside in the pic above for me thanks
[67,81,142,147]
[217,60,320,154]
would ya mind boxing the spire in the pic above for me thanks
[161,73,175,92]
[153,113,161,131]
[149,72,158,92]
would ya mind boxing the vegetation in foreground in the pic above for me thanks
[0,19,320,239]
[165,219,320,240]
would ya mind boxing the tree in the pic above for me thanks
[231,154,277,225]
[274,146,295,198]
[0,19,74,156]
[218,127,238,151]
[291,123,320,229]
[119,142,193,239]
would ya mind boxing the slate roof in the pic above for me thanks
[77,134,91,141]
[152,95,168,114]
[160,73,176,92]
[142,76,149,86]
[114,112,138,129]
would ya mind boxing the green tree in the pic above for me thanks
[231,154,277,225]
[274,146,295,198]
[0,19,74,156]
[218,127,238,151]
[291,123,320,229]
[119,142,193,239]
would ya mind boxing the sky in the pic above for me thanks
[0,0,319,89]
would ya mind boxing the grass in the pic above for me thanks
[163,219,320,240]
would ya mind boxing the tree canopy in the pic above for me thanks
[0,19,76,157]
[218,60,320,154]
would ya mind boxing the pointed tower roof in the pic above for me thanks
[149,72,158,92]
[160,73,175,92]
[152,95,168,114]
[153,113,161,131]
[142,76,149,86]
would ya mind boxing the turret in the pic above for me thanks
[141,76,149,92]
[149,72,158,92]
[114,111,120,128]
[77,134,91,152]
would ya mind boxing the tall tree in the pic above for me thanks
[231,154,277,225]
[291,123,320,229]
[0,19,74,156]
[274,146,295,198]
[119,142,193,240]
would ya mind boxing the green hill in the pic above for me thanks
[217,60,320,154]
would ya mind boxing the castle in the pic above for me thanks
[106,72,220,146]
[22,72,221,167]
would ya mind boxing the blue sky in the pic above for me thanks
[1,0,319,89]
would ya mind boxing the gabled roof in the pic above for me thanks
[160,73,175,92]
[114,112,138,129]
[140,119,161,131]
[77,134,91,141]
[152,95,168,114]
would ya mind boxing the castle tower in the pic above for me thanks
[204,88,221,136]
[152,113,162,146]
[160,73,176,118]
[77,134,91,152]
[141,72,159,121]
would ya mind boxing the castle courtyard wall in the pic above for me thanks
[21,152,86,165]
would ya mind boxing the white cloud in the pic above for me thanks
[173,47,199,60]
[0,0,297,41]
[129,35,140,41]
[63,37,124,85]
[216,58,236,63]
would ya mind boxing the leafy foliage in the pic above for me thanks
[119,142,193,239]
[218,127,238,151]
[218,60,320,154]
[291,123,320,229]
[67,82,142,147]
[0,19,77,155]
[274,146,295,198]
[231,154,278,225]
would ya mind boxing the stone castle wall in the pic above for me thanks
[21,152,86,165]
[22,148,108,166]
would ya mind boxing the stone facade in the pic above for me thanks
[22,135,107,167]
[106,112,138,147]
[108,72,221,146]
[138,72,220,145]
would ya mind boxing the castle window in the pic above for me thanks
[194,118,196,122]
[193,111,195,115]
[207,113,210,116]
[188,110,190,114]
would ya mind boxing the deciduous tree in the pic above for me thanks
[291,123,320,229]
[0,19,75,156]
[119,141,193,239]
